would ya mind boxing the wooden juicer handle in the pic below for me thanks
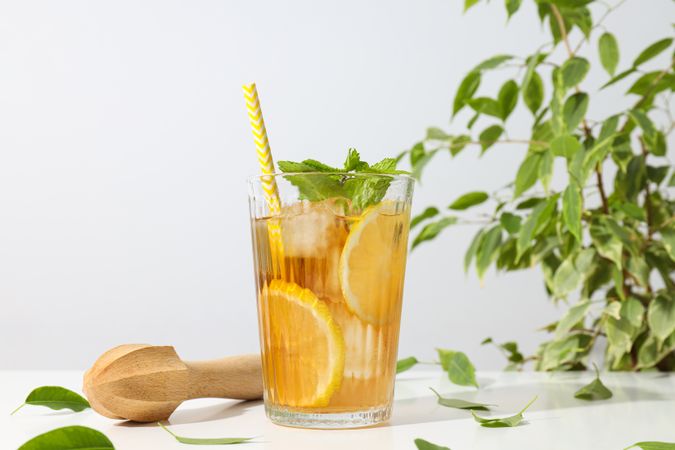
[83,344,263,422]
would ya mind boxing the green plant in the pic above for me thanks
[405,0,675,371]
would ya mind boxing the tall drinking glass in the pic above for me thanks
[248,172,414,428]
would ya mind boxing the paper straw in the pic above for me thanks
[242,83,281,213]
[242,83,285,275]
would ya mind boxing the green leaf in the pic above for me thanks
[563,184,582,242]
[396,357,419,374]
[429,387,493,410]
[662,226,675,262]
[632,38,673,67]
[12,386,90,415]
[411,207,440,229]
[561,57,590,89]
[647,294,675,343]
[505,0,522,18]
[625,443,675,450]
[627,71,672,96]
[467,97,502,118]
[479,125,504,154]
[476,225,502,279]
[500,212,522,234]
[450,135,472,156]
[628,109,657,137]
[414,438,452,450]
[445,351,479,388]
[590,220,623,269]
[471,396,537,428]
[410,141,426,166]
[554,301,591,339]
[551,134,581,159]
[412,216,458,249]
[473,54,514,72]
[464,0,480,12]
[524,71,544,115]
[516,196,557,259]
[598,32,619,76]
[600,68,637,90]
[622,297,645,328]
[563,92,589,132]
[574,364,613,401]
[159,423,253,445]
[553,257,581,297]
[449,191,489,210]
[514,153,541,198]
[539,149,554,193]
[18,426,114,450]
[343,148,363,171]
[453,71,481,116]
[497,80,518,120]
[427,127,451,141]
[605,316,634,358]
[464,229,485,273]
[411,149,438,180]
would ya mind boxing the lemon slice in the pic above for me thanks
[262,280,345,408]
[339,204,409,326]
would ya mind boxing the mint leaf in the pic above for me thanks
[159,423,253,445]
[18,426,114,450]
[12,386,90,415]
[429,387,493,410]
[471,396,537,428]
[278,149,406,212]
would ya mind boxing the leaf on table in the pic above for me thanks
[429,387,493,410]
[414,438,452,450]
[11,386,90,415]
[624,442,675,450]
[396,356,419,374]
[158,423,253,445]
[18,426,114,450]
[574,364,613,401]
[471,396,537,428]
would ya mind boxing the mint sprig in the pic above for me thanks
[277,149,409,212]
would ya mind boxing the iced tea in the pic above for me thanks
[249,173,413,428]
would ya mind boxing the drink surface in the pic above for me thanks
[251,199,410,413]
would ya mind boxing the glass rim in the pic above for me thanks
[247,171,415,183]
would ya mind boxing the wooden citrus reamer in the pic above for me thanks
[83,344,263,422]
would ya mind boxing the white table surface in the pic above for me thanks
[2,370,673,450]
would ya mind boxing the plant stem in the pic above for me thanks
[10,403,25,415]
[551,4,611,216]
[639,136,655,240]
[550,5,574,58]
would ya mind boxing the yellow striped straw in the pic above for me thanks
[242,83,281,213]
[242,83,285,275]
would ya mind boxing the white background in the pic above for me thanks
[1,0,673,370]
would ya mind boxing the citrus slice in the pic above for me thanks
[262,279,345,408]
[339,204,409,326]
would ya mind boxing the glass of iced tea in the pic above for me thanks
[248,172,413,428]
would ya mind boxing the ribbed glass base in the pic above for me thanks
[265,403,392,429]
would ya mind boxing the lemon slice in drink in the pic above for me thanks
[339,204,409,326]
[263,280,345,407]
